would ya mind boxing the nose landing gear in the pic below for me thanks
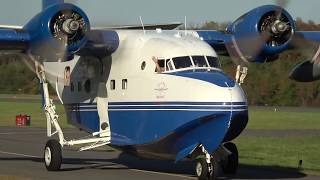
[194,145,218,180]
[195,158,218,180]
[193,142,239,180]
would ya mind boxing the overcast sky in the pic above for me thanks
[0,0,319,26]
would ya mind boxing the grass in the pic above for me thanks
[248,106,320,130]
[0,101,70,128]
[235,136,320,175]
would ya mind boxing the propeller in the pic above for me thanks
[22,0,90,80]
[50,8,87,60]
[289,44,320,82]
[225,0,292,67]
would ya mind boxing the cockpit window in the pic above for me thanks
[158,59,165,68]
[167,60,174,71]
[173,56,193,69]
[192,56,208,68]
[206,56,220,68]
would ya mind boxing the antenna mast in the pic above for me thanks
[185,16,187,36]
[139,16,146,34]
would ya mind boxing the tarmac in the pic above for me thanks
[0,127,319,180]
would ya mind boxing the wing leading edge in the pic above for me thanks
[0,27,30,52]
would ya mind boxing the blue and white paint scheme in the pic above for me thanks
[44,29,248,161]
[1,0,320,178]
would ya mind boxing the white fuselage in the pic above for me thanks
[43,30,247,150]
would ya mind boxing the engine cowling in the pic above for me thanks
[226,5,296,63]
[24,3,90,60]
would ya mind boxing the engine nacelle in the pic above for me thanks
[226,5,296,63]
[24,3,90,60]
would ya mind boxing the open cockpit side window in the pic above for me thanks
[155,59,166,73]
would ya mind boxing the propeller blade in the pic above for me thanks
[275,0,289,9]
[275,0,289,18]
[65,0,78,4]
[288,32,320,82]
[290,60,320,82]
[225,34,268,66]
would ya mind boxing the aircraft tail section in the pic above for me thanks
[42,0,64,10]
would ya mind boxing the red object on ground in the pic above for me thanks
[16,115,27,127]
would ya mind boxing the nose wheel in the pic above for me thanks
[194,145,218,180]
[44,139,62,171]
[195,158,218,180]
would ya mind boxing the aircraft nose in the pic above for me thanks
[223,83,248,141]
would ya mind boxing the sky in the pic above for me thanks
[0,0,319,26]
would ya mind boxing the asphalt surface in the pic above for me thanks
[0,127,319,180]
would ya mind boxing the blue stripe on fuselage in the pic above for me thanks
[65,102,248,145]
[167,70,236,87]
[66,102,248,111]
[67,101,247,107]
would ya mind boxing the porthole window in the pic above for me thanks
[111,80,116,90]
[141,61,146,70]
[122,79,128,90]
[84,80,91,93]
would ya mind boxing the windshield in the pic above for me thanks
[192,56,208,68]
[167,60,174,71]
[206,56,220,68]
[173,56,193,69]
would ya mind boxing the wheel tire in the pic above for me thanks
[195,158,218,180]
[44,139,62,171]
[221,142,238,174]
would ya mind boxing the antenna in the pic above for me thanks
[139,16,146,34]
[184,16,187,36]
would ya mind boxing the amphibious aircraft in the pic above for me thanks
[1,0,320,179]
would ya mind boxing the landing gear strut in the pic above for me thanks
[35,62,111,171]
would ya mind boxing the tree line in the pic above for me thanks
[0,18,320,106]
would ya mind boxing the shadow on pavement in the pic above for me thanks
[0,153,308,179]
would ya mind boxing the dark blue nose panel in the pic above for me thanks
[168,70,236,87]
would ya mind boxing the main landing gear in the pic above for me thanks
[36,65,111,171]
[193,142,239,180]
[44,139,62,171]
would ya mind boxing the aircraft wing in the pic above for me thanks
[0,25,23,30]
[196,30,230,55]
[197,30,320,82]
[295,31,320,42]
[197,30,320,55]
[192,4,320,82]
[0,26,29,52]
[92,22,182,30]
